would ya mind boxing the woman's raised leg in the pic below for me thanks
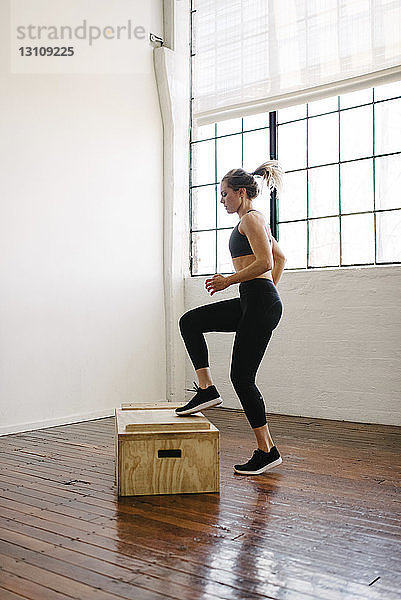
[176,297,243,416]
[179,297,242,387]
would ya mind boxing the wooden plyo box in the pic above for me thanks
[115,404,220,496]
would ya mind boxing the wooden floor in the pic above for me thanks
[0,408,400,600]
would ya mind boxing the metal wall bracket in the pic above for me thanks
[150,33,164,46]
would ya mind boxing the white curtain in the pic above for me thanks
[193,0,401,124]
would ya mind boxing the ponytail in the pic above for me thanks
[252,160,284,196]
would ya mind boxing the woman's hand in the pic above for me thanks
[205,274,231,296]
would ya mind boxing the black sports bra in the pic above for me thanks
[228,210,272,258]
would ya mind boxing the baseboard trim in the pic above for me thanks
[0,408,116,437]
[211,406,401,427]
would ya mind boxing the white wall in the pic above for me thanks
[0,0,166,434]
[184,266,401,426]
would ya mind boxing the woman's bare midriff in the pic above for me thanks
[232,255,273,282]
[233,217,274,281]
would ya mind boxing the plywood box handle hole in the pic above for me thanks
[158,449,182,458]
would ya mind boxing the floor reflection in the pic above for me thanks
[112,491,226,596]
[110,473,285,599]
[201,476,285,597]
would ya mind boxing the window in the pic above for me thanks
[277,83,401,269]
[190,116,272,276]
[190,10,401,275]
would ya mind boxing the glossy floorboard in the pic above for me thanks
[0,408,400,600]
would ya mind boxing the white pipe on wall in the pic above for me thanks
[153,2,190,402]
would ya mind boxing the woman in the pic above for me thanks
[176,161,286,475]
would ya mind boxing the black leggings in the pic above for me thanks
[179,278,283,429]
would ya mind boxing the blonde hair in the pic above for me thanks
[252,160,284,196]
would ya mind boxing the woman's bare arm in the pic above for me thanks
[271,236,286,285]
